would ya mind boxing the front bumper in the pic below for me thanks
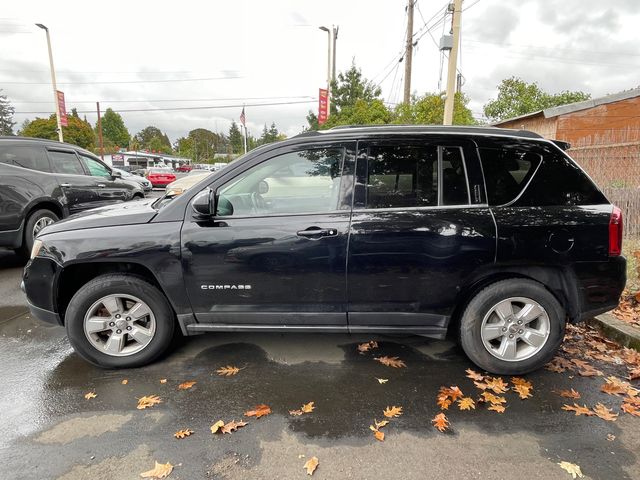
[22,279,62,325]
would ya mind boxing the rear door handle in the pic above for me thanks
[60,183,71,188]
[97,184,106,188]
[296,227,339,239]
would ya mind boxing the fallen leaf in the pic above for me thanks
[555,388,581,399]
[383,406,403,418]
[629,367,640,380]
[513,384,533,400]
[159,379,167,384]
[607,433,616,441]
[600,376,634,396]
[301,402,315,413]
[484,377,509,394]
[303,456,319,476]
[357,340,379,353]
[216,366,242,376]
[174,428,193,439]
[376,378,389,384]
[458,397,476,410]
[511,377,532,389]
[244,404,272,419]
[572,359,603,377]
[374,356,406,368]
[140,461,173,478]
[373,429,385,441]
[437,394,452,410]
[431,412,450,432]
[137,395,162,410]
[210,420,225,433]
[177,381,197,390]
[621,401,640,417]
[289,409,303,416]
[593,403,618,421]
[372,419,389,430]
[487,404,506,413]
[558,461,584,479]
[121,379,129,385]
[465,368,484,381]
[84,392,96,400]
[480,391,506,405]
[220,420,248,434]
[546,357,574,373]
[561,403,595,416]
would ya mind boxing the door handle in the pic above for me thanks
[60,183,71,188]
[296,227,339,239]
[97,184,106,188]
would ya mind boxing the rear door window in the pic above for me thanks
[79,154,111,177]
[48,150,86,175]
[479,148,542,206]
[0,145,51,172]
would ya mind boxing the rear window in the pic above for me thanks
[48,150,86,175]
[0,145,51,172]
[479,148,541,206]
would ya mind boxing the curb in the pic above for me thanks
[587,313,640,351]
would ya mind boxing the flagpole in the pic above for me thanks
[242,125,247,154]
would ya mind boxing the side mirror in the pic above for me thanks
[111,170,122,179]
[191,188,215,216]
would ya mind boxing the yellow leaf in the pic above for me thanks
[140,461,173,478]
[458,397,475,410]
[84,392,96,400]
[137,395,162,410]
[431,412,450,432]
[244,404,272,419]
[374,419,389,429]
[121,379,129,385]
[513,384,533,400]
[593,403,618,421]
[174,428,193,439]
[289,409,303,416]
[376,378,389,384]
[558,461,584,479]
[383,405,403,418]
[488,404,506,413]
[301,402,315,413]
[159,379,167,384]
[303,456,319,475]
[480,392,506,405]
[216,366,242,376]
[177,381,197,390]
[374,356,406,368]
[484,377,509,394]
[465,368,484,381]
[510,377,532,389]
[210,420,225,433]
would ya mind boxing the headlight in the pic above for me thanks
[31,239,43,260]
[166,187,184,197]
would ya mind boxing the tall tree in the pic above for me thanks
[135,126,172,153]
[483,76,591,122]
[19,114,95,149]
[99,108,130,148]
[0,90,16,135]
[228,121,243,154]
[393,92,476,125]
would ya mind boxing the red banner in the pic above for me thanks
[56,90,68,127]
[318,88,328,125]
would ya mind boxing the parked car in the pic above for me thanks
[112,167,152,192]
[132,168,148,177]
[176,164,193,173]
[164,169,212,196]
[0,136,145,258]
[146,168,176,188]
[22,126,625,373]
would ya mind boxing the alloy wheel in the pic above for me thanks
[32,216,55,238]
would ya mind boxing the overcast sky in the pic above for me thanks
[2,0,639,144]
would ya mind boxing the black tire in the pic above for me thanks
[16,208,59,260]
[459,279,565,375]
[65,274,175,368]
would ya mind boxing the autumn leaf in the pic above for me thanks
[465,368,484,381]
[121,379,129,385]
[558,461,584,479]
[210,420,225,433]
[373,429,385,441]
[621,402,640,417]
[511,377,532,389]
[607,433,616,441]
[484,377,509,394]
[600,376,633,396]
[160,379,167,384]
[437,394,452,410]
[289,409,303,416]
[432,413,450,432]
[561,403,595,416]
[244,404,272,419]
[383,406,403,418]
[376,378,389,384]
[372,419,389,430]
[572,359,603,377]
[301,402,315,413]
[216,366,242,376]
[487,404,506,413]
[220,420,248,434]
[546,356,574,373]
[593,403,618,421]
[177,381,197,390]
[374,356,406,368]
[140,461,173,479]
[174,428,193,439]
[480,391,506,405]
[357,340,379,353]
[84,392,96,400]
[303,456,319,475]
[555,388,581,399]
[458,397,476,410]
[513,384,533,400]
[629,367,640,380]
[137,395,162,410]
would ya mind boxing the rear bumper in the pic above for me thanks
[574,256,626,321]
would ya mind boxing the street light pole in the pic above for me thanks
[36,23,63,142]
[331,26,339,83]
[319,26,332,119]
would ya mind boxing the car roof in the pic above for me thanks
[0,135,102,159]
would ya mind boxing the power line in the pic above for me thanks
[1,75,242,85]
[12,95,315,104]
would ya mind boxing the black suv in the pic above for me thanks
[22,126,626,374]
[0,137,145,258]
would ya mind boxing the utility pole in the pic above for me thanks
[35,24,63,142]
[443,0,462,125]
[403,0,414,105]
[319,26,332,118]
[331,26,339,83]
[96,102,104,160]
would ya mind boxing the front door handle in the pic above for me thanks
[60,183,71,188]
[296,227,339,239]
[97,184,106,188]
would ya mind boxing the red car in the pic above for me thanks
[146,168,176,188]
[176,164,193,172]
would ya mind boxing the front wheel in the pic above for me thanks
[65,274,175,368]
[16,209,59,259]
[459,279,565,375]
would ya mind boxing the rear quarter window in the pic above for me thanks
[0,145,51,172]
[479,148,541,206]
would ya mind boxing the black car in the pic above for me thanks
[22,126,626,374]
[0,136,145,258]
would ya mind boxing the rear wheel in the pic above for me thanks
[65,274,175,368]
[459,279,565,375]
[15,208,59,260]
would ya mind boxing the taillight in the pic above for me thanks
[609,206,623,256]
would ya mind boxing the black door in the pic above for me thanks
[47,149,98,214]
[78,152,130,206]
[347,137,496,336]
[181,142,356,329]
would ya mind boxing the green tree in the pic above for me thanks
[99,108,130,148]
[257,122,281,145]
[331,61,382,113]
[20,114,95,149]
[393,92,476,125]
[135,126,172,153]
[483,76,591,122]
[0,90,16,135]
[228,121,244,154]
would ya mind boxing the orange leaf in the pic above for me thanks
[383,405,403,418]
[357,340,379,353]
[220,420,248,434]
[513,384,533,400]
[374,356,406,368]
[174,428,193,439]
[458,397,475,410]
[465,368,484,381]
[621,402,640,417]
[511,377,532,389]
[488,404,506,413]
[484,377,509,394]
[555,388,581,399]
[593,403,618,421]
[431,412,450,432]
[140,461,173,479]
[480,391,506,405]
[373,429,385,441]
[121,379,129,385]
[137,395,162,410]
[301,402,315,413]
[437,394,452,410]
[303,456,319,476]
[244,404,272,419]
[178,381,197,390]
[561,403,594,416]
[216,366,242,376]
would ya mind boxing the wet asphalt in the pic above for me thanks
[0,247,639,480]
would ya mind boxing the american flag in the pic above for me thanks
[239,107,246,127]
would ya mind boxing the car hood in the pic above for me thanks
[41,198,158,235]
